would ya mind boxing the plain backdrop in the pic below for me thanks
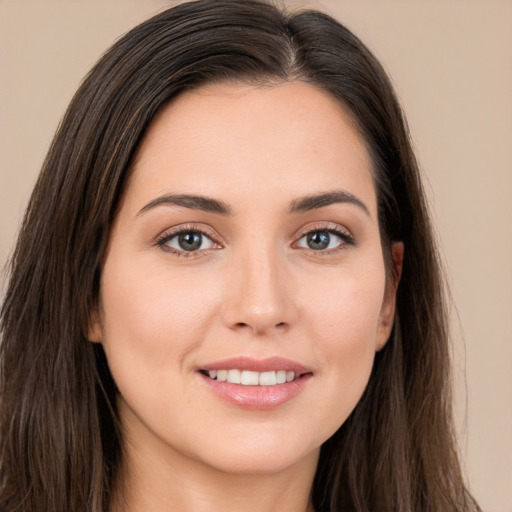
[0,1,511,511]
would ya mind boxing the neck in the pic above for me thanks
[110,437,318,512]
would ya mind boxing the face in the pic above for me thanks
[90,81,400,477]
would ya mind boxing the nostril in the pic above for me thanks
[232,321,288,333]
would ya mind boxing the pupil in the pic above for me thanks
[179,232,202,251]
[307,231,330,250]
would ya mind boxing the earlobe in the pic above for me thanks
[376,242,404,351]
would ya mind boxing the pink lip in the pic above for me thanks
[198,356,312,410]
[199,356,310,374]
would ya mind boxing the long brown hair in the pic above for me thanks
[0,1,480,511]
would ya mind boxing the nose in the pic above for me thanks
[222,244,297,336]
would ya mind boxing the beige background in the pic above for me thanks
[0,1,511,510]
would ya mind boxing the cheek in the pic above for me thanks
[98,255,222,384]
[304,263,386,347]
[301,267,385,420]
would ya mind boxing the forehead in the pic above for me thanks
[125,81,376,216]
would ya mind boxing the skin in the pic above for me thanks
[89,81,402,512]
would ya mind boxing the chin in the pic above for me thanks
[182,423,325,477]
[202,443,319,477]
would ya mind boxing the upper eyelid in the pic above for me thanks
[156,224,220,241]
[293,221,353,239]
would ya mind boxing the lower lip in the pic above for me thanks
[199,373,312,410]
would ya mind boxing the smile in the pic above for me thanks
[203,369,298,386]
[198,357,312,410]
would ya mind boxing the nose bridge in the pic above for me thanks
[223,236,295,334]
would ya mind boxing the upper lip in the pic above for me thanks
[199,356,311,374]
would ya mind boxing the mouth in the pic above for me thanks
[198,357,312,409]
[199,369,302,386]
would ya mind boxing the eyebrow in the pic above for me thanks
[287,190,370,216]
[137,189,369,218]
[137,194,232,216]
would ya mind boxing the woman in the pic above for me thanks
[0,1,481,511]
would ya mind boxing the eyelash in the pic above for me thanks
[155,224,221,258]
[294,224,355,255]
[155,223,355,258]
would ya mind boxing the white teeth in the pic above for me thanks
[227,369,241,384]
[276,370,287,384]
[259,371,277,386]
[206,369,298,386]
[240,370,259,385]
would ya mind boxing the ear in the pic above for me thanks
[88,307,103,343]
[376,242,404,351]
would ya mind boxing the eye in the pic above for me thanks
[158,230,217,253]
[295,228,353,251]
